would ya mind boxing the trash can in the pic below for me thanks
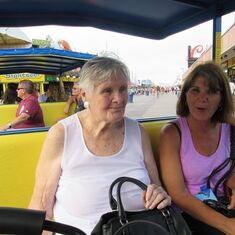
[128,93,134,103]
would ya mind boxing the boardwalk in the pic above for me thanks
[125,93,178,119]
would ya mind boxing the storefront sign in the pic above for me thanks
[61,76,80,82]
[0,73,45,83]
[32,39,50,48]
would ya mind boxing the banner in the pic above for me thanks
[0,73,45,83]
[32,39,50,48]
[61,76,80,82]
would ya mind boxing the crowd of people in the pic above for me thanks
[129,85,181,96]
[0,80,84,131]
[1,56,235,234]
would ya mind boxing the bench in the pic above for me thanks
[0,102,75,127]
[0,106,174,208]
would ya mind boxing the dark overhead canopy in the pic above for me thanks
[0,48,96,75]
[0,0,235,40]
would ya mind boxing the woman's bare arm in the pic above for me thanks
[159,123,235,234]
[28,123,64,219]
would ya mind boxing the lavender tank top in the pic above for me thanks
[178,117,230,197]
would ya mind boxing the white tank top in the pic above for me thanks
[54,114,150,234]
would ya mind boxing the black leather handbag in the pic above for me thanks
[203,198,235,218]
[91,176,192,235]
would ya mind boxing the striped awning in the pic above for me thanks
[0,47,96,75]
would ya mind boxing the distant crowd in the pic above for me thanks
[0,81,71,105]
[129,85,181,96]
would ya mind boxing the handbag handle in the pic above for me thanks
[109,177,147,210]
[109,176,144,210]
[110,177,177,235]
[111,177,169,223]
[115,177,148,223]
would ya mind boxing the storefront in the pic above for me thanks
[228,57,235,82]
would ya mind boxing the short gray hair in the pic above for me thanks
[19,80,34,94]
[79,56,130,94]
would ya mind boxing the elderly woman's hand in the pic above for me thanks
[143,184,171,210]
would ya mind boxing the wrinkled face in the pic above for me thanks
[72,84,80,97]
[186,76,221,121]
[85,75,128,123]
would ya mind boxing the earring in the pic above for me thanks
[84,101,89,109]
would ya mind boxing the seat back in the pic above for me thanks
[0,207,45,235]
[0,207,87,235]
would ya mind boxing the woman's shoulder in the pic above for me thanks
[124,116,139,126]
[161,119,181,141]
[46,122,65,143]
[221,122,231,137]
[57,114,80,131]
[124,117,142,137]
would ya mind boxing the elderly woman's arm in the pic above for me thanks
[139,124,171,210]
[28,123,64,219]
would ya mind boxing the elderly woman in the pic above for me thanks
[29,56,171,234]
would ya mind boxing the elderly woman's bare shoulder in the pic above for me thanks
[46,122,65,141]
[39,123,65,161]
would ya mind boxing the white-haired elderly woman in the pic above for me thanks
[64,82,85,114]
[29,56,171,234]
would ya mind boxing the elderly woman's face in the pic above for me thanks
[87,75,128,123]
